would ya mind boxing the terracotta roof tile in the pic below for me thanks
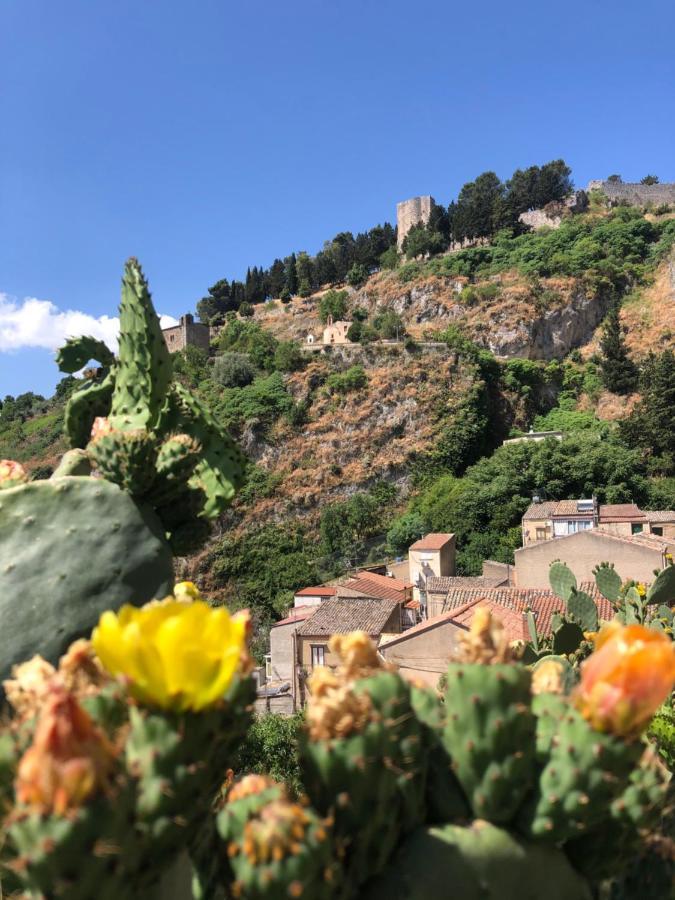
[271,607,317,628]
[437,583,613,635]
[297,597,399,637]
[646,510,675,523]
[380,597,525,647]
[426,576,506,593]
[409,533,455,551]
[357,570,412,591]
[599,504,646,522]
[522,501,558,521]
[294,586,337,597]
[341,575,410,602]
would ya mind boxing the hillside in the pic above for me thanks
[2,205,675,636]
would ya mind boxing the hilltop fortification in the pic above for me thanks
[397,195,436,249]
[587,178,675,206]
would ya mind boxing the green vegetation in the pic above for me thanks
[417,209,675,302]
[319,289,349,323]
[235,713,304,797]
[392,430,661,574]
[324,364,368,396]
[213,352,257,388]
[621,349,675,475]
[599,304,638,394]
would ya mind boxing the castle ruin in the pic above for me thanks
[162,314,211,353]
[396,196,436,249]
[587,178,675,206]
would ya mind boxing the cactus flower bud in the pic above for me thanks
[15,684,116,814]
[0,459,28,489]
[92,599,249,712]
[574,622,675,737]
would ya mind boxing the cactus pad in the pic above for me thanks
[0,477,173,681]
[442,664,535,824]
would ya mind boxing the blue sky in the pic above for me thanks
[2,0,674,397]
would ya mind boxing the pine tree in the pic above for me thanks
[285,254,298,296]
[599,304,638,394]
[620,350,675,471]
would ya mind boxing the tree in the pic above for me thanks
[295,252,314,290]
[640,175,660,185]
[386,512,425,556]
[346,262,368,286]
[318,289,348,324]
[598,305,638,394]
[268,258,286,298]
[621,349,675,472]
[238,301,254,317]
[213,352,257,388]
[607,174,622,183]
[298,278,312,298]
[284,254,298,296]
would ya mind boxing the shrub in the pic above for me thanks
[273,341,305,373]
[238,301,254,317]
[379,245,399,270]
[373,309,405,340]
[324,365,368,395]
[217,319,278,370]
[213,352,257,388]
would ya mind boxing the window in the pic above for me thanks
[652,526,664,536]
[310,645,326,667]
[535,528,547,541]
[631,523,643,534]
[264,654,272,680]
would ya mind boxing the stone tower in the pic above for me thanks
[396,196,436,250]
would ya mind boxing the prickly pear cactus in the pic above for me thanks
[0,477,173,680]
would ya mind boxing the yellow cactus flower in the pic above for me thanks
[575,622,675,737]
[173,581,202,602]
[92,600,249,712]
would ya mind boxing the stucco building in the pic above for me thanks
[521,498,673,547]
[514,529,673,589]
[408,533,456,611]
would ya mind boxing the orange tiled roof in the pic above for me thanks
[409,533,454,551]
[294,586,337,598]
[599,504,647,523]
[436,583,613,635]
[380,597,526,646]
[357,570,412,591]
[271,607,317,628]
[341,578,407,602]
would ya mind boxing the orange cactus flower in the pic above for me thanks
[16,683,116,815]
[0,459,28,488]
[575,622,675,737]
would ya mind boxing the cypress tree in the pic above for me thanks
[599,304,638,394]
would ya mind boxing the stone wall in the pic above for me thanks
[587,180,675,206]
[397,195,435,249]
[162,314,211,353]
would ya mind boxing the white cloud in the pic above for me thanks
[0,293,178,355]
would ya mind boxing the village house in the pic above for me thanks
[407,533,456,611]
[521,497,675,547]
[294,597,401,704]
[514,528,673,589]
[379,597,526,686]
